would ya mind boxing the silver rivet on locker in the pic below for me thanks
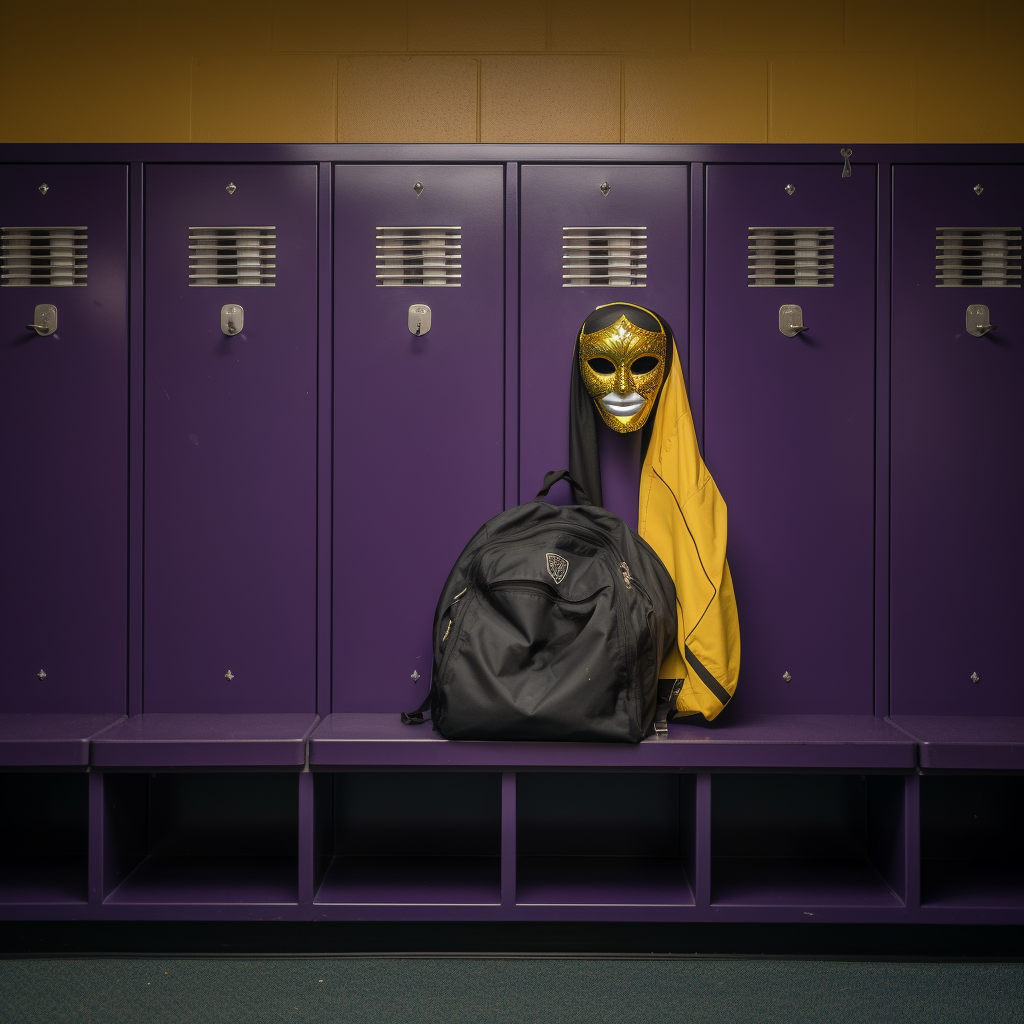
[38,183,49,195]
[784,184,796,196]
[782,671,792,683]
[841,149,853,178]
[225,182,237,195]
[599,182,611,196]
[37,669,47,681]
[224,670,235,681]
[413,182,424,196]
[970,671,980,684]
[974,184,984,196]
[408,304,431,336]
[221,304,243,336]
[410,670,421,682]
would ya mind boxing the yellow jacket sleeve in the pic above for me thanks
[638,347,741,720]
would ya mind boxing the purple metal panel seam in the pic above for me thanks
[318,163,333,717]
[501,772,516,906]
[505,162,520,510]
[903,773,921,915]
[298,771,315,906]
[129,161,145,717]
[5,143,1024,169]
[695,773,712,908]
[689,162,705,449]
[88,772,104,907]
[874,161,892,719]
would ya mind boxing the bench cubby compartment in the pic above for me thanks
[0,773,88,904]
[920,775,1024,908]
[711,774,906,907]
[313,772,502,905]
[515,772,695,906]
[101,772,299,905]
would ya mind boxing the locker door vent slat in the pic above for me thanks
[935,227,1022,287]
[0,226,88,286]
[188,226,276,286]
[562,227,647,287]
[747,227,834,287]
[375,226,462,286]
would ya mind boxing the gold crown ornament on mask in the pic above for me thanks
[578,310,668,432]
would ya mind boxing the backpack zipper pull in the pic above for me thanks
[620,562,632,590]
[442,587,467,645]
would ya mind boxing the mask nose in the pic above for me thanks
[615,361,631,393]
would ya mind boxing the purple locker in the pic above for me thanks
[519,165,688,528]
[144,165,318,713]
[891,165,1024,716]
[704,165,876,714]
[332,165,505,712]
[0,165,127,713]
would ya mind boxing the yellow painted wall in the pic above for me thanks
[1,0,1022,144]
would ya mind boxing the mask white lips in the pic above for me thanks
[600,391,646,417]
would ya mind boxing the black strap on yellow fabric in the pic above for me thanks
[684,645,732,708]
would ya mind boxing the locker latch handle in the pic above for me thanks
[779,304,808,337]
[221,304,243,336]
[26,304,57,337]
[408,304,431,336]
[966,304,997,338]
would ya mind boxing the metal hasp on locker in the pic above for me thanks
[0,165,128,713]
[519,165,688,527]
[891,165,1024,716]
[703,165,876,714]
[332,165,505,712]
[144,165,318,713]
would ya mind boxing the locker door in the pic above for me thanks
[333,165,505,712]
[0,165,127,712]
[519,165,688,526]
[891,165,1024,715]
[704,165,876,714]
[144,165,318,713]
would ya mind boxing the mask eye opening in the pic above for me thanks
[587,357,616,375]
[630,356,660,375]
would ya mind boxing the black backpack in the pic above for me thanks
[402,471,677,743]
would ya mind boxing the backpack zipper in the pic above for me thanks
[440,587,468,646]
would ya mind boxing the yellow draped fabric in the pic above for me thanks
[638,344,740,720]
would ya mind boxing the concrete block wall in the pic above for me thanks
[0,0,1022,143]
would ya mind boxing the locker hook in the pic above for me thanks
[840,148,853,177]
[408,304,431,336]
[966,304,997,337]
[221,304,243,336]
[26,304,57,336]
[779,304,808,337]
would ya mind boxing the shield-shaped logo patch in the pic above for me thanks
[545,552,569,585]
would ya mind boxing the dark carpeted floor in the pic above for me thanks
[0,958,1021,1024]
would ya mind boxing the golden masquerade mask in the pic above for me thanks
[579,313,667,433]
